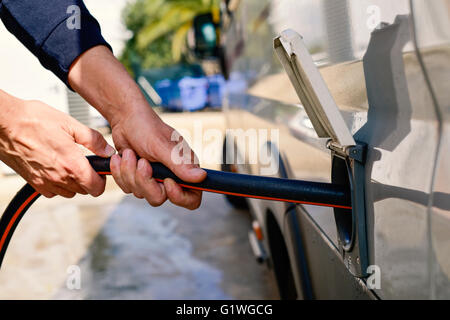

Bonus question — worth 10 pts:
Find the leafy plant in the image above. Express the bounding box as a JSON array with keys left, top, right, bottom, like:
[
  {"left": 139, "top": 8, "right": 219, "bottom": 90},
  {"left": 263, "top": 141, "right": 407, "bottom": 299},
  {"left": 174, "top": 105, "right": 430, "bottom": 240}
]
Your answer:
[{"left": 120, "top": 0, "right": 218, "bottom": 75}]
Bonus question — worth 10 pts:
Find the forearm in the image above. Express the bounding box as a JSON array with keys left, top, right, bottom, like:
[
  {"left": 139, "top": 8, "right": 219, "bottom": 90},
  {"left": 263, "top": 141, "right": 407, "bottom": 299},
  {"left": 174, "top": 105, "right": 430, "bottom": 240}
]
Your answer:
[{"left": 67, "top": 45, "right": 157, "bottom": 127}]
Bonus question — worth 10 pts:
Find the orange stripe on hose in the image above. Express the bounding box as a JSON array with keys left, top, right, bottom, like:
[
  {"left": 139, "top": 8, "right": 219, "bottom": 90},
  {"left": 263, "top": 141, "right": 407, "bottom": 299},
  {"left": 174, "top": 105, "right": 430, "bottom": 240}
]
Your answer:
[
  {"left": 97, "top": 171, "right": 352, "bottom": 210},
  {"left": 0, "top": 191, "right": 39, "bottom": 255}
]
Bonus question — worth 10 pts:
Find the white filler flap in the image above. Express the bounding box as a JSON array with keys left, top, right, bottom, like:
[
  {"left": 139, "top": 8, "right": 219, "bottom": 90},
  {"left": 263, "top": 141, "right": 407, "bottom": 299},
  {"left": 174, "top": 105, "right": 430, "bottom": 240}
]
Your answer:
[{"left": 274, "top": 29, "right": 355, "bottom": 148}]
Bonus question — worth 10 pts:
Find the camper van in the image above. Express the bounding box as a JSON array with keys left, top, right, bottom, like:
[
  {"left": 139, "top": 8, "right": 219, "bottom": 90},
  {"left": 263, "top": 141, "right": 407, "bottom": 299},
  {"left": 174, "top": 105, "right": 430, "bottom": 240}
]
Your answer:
[{"left": 192, "top": 0, "right": 450, "bottom": 299}]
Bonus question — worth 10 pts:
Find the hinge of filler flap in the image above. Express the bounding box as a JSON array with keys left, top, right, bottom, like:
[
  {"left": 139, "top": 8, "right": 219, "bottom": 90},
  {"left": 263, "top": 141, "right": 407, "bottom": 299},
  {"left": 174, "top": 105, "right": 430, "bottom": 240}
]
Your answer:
[
  {"left": 326, "top": 140, "right": 366, "bottom": 163},
  {"left": 327, "top": 140, "right": 349, "bottom": 157}
]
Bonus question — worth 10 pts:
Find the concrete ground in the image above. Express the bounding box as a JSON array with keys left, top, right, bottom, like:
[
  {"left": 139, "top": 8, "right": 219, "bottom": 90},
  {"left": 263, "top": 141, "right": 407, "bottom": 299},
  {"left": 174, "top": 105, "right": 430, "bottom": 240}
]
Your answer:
[{"left": 0, "top": 111, "right": 278, "bottom": 300}]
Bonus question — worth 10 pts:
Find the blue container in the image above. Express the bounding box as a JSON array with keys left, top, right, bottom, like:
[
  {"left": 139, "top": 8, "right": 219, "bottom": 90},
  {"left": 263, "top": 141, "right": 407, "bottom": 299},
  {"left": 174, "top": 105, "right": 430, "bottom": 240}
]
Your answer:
[
  {"left": 154, "top": 79, "right": 172, "bottom": 107},
  {"left": 225, "top": 72, "right": 248, "bottom": 94},
  {"left": 207, "top": 74, "right": 225, "bottom": 108},
  {"left": 155, "top": 79, "right": 182, "bottom": 111},
  {"left": 167, "top": 79, "right": 182, "bottom": 110},
  {"left": 178, "top": 77, "right": 208, "bottom": 111}
]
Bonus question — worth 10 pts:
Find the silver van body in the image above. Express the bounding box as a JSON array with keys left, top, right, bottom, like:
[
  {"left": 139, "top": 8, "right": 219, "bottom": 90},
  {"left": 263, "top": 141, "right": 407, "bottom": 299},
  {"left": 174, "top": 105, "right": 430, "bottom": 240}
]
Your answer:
[{"left": 219, "top": 0, "right": 450, "bottom": 299}]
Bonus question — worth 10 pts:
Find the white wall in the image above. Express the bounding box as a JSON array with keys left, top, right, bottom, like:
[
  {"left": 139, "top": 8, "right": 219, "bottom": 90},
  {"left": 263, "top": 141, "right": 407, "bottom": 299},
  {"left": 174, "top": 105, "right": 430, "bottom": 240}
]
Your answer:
[{"left": 0, "top": 0, "right": 130, "bottom": 113}]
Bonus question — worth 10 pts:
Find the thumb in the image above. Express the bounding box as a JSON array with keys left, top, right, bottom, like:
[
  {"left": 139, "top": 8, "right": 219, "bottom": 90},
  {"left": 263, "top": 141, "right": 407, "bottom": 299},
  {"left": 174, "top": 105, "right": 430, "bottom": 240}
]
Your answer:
[{"left": 71, "top": 120, "right": 116, "bottom": 157}]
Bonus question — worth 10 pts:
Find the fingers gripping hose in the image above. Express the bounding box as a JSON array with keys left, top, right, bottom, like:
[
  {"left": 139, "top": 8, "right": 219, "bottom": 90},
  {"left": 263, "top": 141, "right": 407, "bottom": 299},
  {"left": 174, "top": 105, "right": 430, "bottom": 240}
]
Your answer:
[{"left": 0, "top": 156, "right": 351, "bottom": 269}]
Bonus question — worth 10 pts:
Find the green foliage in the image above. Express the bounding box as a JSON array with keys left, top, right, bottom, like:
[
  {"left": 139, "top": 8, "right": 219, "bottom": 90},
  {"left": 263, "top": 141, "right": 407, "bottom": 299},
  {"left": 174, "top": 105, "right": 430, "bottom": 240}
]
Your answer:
[{"left": 120, "top": 0, "right": 218, "bottom": 76}]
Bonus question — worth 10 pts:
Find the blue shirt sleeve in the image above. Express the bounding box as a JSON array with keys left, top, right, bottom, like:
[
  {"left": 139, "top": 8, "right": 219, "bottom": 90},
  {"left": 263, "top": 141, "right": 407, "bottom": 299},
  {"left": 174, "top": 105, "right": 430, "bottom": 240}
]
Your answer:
[{"left": 0, "top": 0, "right": 112, "bottom": 89}]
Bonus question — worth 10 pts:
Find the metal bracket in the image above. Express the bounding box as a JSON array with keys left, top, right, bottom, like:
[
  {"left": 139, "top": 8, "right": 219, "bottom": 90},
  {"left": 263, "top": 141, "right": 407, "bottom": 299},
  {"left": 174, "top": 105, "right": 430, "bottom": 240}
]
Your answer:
[{"left": 330, "top": 141, "right": 368, "bottom": 278}]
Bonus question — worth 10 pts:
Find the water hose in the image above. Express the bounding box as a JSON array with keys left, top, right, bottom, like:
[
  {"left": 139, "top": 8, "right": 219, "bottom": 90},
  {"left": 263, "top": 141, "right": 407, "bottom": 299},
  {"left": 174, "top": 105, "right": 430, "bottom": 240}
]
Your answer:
[{"left": 0, "top": 156, "right": 351, "bottom": 268}]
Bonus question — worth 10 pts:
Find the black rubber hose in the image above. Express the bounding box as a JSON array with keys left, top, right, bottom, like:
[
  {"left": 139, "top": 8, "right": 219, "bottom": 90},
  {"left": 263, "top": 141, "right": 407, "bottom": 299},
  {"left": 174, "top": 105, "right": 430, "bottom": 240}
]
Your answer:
[
  {"left": 0, "top": 184, "right": 40, "bottom": 269},
  {"left": 0, "top": 156, "right": 351, "bottom": 269},
  {"left": 87, "top": 156, "right": 351, "bottom": 207}
]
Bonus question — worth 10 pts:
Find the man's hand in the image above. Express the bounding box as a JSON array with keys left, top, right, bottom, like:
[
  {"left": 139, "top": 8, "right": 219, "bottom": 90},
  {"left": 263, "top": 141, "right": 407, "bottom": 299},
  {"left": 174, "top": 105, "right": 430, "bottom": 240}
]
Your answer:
[
  {"left": 109, "top": 109, "right": 205, "bottom": 210},
  {"left": 68, "top": 46, "right": 206, "bottom": 210},
  {"left": 0, "top": 90, "right": 115, "bottom": 198}
]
